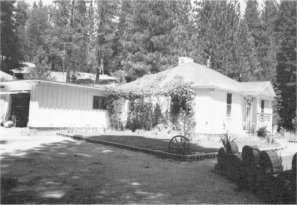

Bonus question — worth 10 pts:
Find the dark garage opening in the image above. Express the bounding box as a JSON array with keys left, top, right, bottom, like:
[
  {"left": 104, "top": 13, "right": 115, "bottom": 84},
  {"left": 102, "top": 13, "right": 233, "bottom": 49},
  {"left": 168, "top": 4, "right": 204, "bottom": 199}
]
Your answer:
[{"left": 10, "top": 93, "right": 30, "bottom": 127}]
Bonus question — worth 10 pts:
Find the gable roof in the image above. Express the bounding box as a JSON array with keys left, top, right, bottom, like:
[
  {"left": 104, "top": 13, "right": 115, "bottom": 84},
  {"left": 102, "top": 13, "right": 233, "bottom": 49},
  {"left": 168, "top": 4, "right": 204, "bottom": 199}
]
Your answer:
[
  {"left": 120, "top": 62, "right": 240, "bottom": 92},
  {"left": 239, "top": 81, "right": 276, "bottom": 97},
  {"left": 120, "top": 62, "right": 276, "bottom": 97}
]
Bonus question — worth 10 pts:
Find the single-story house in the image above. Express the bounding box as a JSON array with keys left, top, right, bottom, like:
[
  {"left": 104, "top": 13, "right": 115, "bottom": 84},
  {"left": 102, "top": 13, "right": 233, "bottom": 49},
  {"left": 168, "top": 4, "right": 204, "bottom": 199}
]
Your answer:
[
  {"left": 117, "top": 57, "right": 276, "bottom": 134},
  {"left": 0, "top": 80, "right": 109, "bottom": 129}
]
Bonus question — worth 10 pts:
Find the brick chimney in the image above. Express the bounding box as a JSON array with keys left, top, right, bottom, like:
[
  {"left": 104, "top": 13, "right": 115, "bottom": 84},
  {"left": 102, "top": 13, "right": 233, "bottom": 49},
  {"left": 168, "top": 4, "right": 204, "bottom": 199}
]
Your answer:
[
  {"left": 207, "top": 56, "right": 211, "bottom": 68},
  {"left": 178, "top": 57, "right": 194, "bottom": 65}
]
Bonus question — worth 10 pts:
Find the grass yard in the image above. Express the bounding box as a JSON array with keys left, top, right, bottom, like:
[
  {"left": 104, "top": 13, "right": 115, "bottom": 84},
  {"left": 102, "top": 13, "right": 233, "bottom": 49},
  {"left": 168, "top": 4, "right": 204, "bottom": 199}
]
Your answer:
[
  {"left": 87, "top": 135, "right": 219, "bottom": 154},
  {"left": 0, "top": 128, "right": 262, "bottom": 204}
]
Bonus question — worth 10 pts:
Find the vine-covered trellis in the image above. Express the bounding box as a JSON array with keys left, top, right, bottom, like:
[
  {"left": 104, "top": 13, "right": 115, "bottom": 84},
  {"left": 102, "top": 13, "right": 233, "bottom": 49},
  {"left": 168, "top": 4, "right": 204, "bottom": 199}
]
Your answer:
[{"left": 106, "top": 76, "right": 196, "bottom": 138}]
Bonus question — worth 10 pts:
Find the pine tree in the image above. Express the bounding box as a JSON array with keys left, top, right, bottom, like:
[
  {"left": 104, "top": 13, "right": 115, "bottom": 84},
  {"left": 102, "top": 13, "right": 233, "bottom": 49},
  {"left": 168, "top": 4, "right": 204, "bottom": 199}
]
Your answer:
[
  {"left": 240, "top": 0, "right": 262, "bottom": 80},
  {"left": 119, "top": 1, "right": 182, "bottom": 82},
  {"left": 0, "top": 0, "right": 18, "bottom": 73},
  {"left": 192, "top": 0, "right": 241, "bottom": 78},
  {"left": 15, "top": 0, "right": 30, "bottom": 62},
  {"left": 27, "top": 0, "right": 50, "bottom": 62},
  {"left": 275, "top": 0, "right": 297, "bottom": 130},
  {"left": 48, "top": 0, "right": 92, "bottom": 82},
  {"left": 169, "top": 0, "right": 193, "bottom": 58},
  {"left": 47, "top": 0, "right": 73, "bottom": 73},
  {"left": 70, "top": 0, "right": 89, "bottom": 74},
  {"left": 232, "top": 19, "right": 258, "bottom": 81},
  {"left": 257, "top": 0, "right": 278, "bottom": 82},
  {"left": 95, "top": 0, "right": 119, "bottom": 83}
]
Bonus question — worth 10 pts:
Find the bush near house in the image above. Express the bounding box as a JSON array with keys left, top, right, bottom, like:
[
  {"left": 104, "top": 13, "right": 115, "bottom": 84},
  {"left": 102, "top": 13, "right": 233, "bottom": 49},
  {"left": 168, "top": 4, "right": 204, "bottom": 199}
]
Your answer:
[{"left": 257, "top": 126, "right": 268, "bottom": 138}]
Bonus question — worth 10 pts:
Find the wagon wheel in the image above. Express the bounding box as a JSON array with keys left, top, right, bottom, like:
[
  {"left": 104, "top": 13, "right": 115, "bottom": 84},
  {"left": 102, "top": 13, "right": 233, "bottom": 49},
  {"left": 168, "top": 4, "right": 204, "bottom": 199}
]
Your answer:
[{"left": 168, "top": 135, "right": 190, "bottom": 155}]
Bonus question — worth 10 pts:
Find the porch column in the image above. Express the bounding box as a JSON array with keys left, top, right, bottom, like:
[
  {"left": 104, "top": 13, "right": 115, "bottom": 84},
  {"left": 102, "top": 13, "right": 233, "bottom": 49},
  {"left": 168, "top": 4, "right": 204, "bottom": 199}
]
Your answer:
[
  {"left": 254, "top": 96, "right": 260, "bottom": 132},
  {"left": 268, "top": 100, "right": 273, "bottom": 132}
]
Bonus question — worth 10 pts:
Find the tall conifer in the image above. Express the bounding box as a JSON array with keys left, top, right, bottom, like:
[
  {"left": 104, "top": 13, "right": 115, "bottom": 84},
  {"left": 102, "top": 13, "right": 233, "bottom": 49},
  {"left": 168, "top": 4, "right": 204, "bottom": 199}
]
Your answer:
[{"left": 275, "top": 0, "right": 297, "bottom": 130}]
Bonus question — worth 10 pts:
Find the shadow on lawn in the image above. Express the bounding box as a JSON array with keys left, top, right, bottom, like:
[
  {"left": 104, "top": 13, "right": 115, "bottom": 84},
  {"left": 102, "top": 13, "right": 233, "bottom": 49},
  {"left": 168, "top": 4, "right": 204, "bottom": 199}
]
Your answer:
[
  {"left": 0, "top": 136, "right": 263, "bottom": 204},
  {"left": 87, "top": 135, "right": 219, "bottom": 154},
  {"left": 0, "top": 135, "right": 218, "bottom": 204},
  {"left": 0, "top": 140, "right": 133, "bottom": 204}
]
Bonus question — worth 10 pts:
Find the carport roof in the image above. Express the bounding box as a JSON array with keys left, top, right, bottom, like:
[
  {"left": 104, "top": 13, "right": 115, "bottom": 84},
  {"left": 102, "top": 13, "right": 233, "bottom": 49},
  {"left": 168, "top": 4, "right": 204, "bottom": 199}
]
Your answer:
[{"left": 0, "top": 80, "right": 107, "bottom": 93}]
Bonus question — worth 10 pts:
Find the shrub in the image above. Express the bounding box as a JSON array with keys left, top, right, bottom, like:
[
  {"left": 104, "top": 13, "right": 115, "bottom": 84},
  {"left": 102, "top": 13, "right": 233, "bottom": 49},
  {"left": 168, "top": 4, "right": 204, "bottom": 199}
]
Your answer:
[
  {"left": 257, "top": 126, "right": 268, "bottom": 138},
  {"left": 153, "top": 103, "right": 163, "bottom": 127},
  {"left": 220, "top": 132, "right": 236, "bottom": 148},
  {"left": 143, "top": 102, "right": 153, "bottom": 130}
]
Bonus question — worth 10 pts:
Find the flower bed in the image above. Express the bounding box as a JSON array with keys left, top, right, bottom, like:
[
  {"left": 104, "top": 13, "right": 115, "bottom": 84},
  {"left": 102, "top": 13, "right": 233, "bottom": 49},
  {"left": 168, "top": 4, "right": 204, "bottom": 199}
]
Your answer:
[
  {"left": 87, "top": 135, "right": 218, "bottom": 154},
  {"left": 57, "top": 133, "right": 219, "bottom": 161}
]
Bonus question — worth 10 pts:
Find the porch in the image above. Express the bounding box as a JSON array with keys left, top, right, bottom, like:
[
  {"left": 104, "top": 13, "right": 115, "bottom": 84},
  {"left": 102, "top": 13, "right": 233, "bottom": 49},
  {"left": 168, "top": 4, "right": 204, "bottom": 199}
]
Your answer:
[{"left": 242, "top": 96, "right": 273, "bottom": 133}]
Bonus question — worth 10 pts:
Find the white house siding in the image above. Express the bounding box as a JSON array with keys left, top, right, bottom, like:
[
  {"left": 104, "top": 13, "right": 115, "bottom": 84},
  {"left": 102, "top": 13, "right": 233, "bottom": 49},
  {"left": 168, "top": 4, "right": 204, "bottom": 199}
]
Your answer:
[
  {"left": 27, "top": 81, "right": 109, "bottom": 129},
  {"left": 194, "top": 88, "right": 214, "bottom": 134},
  {"left": 213, "top": 89, "right": 242, "bottom": 134},
  {"left": 194, "top": 88, "right": 243, "bottom": 134},
  {"left": 252, "top": 97, "right": 258, "bottom": 132}
]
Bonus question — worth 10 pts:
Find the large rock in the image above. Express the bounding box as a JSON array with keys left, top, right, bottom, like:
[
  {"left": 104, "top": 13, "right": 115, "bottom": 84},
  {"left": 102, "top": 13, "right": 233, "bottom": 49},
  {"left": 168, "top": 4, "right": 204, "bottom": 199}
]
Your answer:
[{"left": 4, "top": 121, "right": 14, "bottom": 128}]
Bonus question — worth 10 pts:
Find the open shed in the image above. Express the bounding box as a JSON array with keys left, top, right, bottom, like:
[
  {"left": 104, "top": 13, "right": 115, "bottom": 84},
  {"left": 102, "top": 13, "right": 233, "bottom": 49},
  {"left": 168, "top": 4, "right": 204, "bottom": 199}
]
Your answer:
[{"left": 0, "top": 80, "right": 109, "bottom": 130}]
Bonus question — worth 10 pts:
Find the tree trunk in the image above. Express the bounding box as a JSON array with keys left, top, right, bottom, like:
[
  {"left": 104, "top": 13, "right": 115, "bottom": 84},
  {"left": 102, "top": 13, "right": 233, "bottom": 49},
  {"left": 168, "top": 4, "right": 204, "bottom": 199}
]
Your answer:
[
  {"left": 95, "top": 67, "right": 100, "bottom": 84},
  {"left": 95, "top": 57, "right": 104, "bottom": 84},
  {"left": 66, "top": 69, "right": 70, "bottom": 83}
]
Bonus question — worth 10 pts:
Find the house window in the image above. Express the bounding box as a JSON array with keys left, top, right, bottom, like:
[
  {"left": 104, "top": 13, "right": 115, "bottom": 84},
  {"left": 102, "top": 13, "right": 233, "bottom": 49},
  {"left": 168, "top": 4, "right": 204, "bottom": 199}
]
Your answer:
[
  {"left": 93, "top": 96, "right": 107, "bottom": 110},
  {"left": 226, "top": 93, "right": 232, "bottom": 117},
  {"left": 261, "top": 100, "right": 265, "bottom": 113}
]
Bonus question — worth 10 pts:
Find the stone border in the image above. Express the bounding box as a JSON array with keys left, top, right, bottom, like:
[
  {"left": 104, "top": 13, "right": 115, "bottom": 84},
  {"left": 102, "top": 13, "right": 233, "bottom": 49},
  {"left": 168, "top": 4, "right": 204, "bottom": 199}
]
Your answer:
[
  {"left": 57, "top": 133, "right": 218, "bottom": 161},
  {"left": 57, "top": 132, "right": 285, "bottom": 161}
]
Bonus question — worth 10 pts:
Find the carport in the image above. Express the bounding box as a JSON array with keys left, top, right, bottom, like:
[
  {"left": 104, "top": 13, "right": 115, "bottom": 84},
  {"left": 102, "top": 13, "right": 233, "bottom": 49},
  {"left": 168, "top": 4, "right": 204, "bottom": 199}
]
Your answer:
[{"left": 0, "top": 90, "right": 30, "bottom": 127}]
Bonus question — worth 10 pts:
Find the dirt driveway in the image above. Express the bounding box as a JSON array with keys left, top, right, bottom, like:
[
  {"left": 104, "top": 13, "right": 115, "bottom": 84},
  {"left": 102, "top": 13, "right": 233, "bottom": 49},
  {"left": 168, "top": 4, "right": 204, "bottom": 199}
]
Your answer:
[{"left": 0, "top": 128, "right": 262, "bottom": 204}]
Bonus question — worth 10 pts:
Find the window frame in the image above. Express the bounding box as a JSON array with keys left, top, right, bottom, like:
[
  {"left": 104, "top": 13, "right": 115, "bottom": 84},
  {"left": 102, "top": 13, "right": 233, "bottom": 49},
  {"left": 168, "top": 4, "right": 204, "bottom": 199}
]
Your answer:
[
  {"left": 261, "top": 100, "right": 265, "bottom": 113},
  {"left": 93, "top": 96, "right": 107, "bottom": 110},
  {"left": 226, "top": 93, "right": 232, "bottom": 118}
]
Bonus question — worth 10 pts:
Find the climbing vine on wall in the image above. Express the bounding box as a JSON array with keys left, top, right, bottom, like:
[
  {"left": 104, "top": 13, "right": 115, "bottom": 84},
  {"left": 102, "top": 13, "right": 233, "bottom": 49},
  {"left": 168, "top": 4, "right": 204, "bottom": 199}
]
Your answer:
[
  {"left": 106, "top": 78, "right": 196, "bottom": 138},
  {"left": 168, "top": 83, "right": 196, "bottom": 138}
]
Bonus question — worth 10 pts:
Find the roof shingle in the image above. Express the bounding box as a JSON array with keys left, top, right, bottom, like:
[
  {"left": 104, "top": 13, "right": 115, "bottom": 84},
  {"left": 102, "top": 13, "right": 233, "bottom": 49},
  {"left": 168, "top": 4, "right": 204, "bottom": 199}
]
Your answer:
[{"left": 120, "top": 62, "right": 275, "bottom": 97}]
